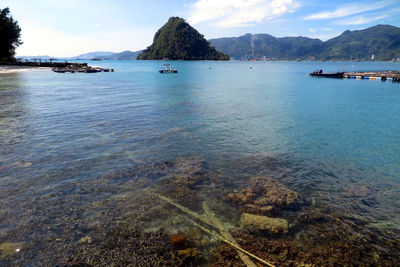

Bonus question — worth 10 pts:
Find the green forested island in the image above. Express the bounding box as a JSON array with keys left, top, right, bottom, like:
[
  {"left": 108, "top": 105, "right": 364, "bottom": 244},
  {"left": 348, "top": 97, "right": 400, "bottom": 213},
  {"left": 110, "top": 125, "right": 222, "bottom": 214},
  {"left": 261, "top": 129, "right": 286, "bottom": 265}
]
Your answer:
[
  {"left": 209, "top": 24, "right": 400, "bottom": 61},
  {"left": 137, "top": 17, "right": 229, "bottom": 60}
]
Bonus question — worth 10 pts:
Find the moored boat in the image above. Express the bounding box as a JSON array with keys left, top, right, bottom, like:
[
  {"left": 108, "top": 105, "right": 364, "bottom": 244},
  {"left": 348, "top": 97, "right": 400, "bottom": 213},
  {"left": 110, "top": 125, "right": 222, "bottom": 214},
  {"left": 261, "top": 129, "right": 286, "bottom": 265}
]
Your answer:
[
  {"left": 309, "top": 69, "right": 344, "bottom": 78},
  {"left": 159, "top": 64, "right": 178, "bottom": 73}
]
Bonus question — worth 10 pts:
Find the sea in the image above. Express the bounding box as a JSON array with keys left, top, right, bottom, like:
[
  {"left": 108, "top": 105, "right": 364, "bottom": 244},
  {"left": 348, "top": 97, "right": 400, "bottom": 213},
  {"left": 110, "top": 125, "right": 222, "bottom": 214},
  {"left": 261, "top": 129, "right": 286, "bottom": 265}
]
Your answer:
[{"left": 1, "top": 60, "right": 399, "bottom": 265}]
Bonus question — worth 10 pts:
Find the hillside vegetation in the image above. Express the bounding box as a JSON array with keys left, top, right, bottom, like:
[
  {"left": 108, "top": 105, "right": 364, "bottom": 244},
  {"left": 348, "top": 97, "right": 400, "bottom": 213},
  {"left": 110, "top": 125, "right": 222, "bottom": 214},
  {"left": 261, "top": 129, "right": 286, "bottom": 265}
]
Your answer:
[
  {"left": 209, "top": 25, "right": 400, "bottom": 60},
  {"left": 137, "top": 17, "right": 229, "bottom": 60}
]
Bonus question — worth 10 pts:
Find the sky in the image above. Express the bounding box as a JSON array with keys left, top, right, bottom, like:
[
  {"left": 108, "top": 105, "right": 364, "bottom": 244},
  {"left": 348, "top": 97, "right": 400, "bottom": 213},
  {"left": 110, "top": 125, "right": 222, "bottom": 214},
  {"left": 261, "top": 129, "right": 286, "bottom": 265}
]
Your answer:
[{"left": 1, "top": 0, "right": 400, "bottom": 57}]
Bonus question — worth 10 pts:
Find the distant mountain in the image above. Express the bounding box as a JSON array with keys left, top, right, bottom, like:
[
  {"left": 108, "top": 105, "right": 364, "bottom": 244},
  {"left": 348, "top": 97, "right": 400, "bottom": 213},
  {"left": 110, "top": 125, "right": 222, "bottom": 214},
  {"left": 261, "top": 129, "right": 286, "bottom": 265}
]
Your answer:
[
  {"left": 16, "top": 55, "right": 52, "bottom": 60},
  {"left": 210, "top": 34, "right": 322, "bottom": 59},
  {"left": 316, "top": 24, "right": 400, "bottom": 61},
  {"left": 137, "top": 17, "right": 229, "bottom": 60},
  {"left": 209, "top": 24, "right": 400, "bottom": 60},
  {"left": 105, "top": 50, "right": 142, "bottom": 60},
  {"left": 76, "top": 51, "right": 115, "bottom": 59}
]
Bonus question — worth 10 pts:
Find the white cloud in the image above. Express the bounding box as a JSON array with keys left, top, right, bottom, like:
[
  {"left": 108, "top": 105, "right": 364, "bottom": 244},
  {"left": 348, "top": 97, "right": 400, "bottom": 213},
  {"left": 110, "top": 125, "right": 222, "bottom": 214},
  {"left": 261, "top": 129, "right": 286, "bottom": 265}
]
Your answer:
[
  {"left": 304, "top": 1, "right": 390, "bottom": 20},
  {"left": 16, "top": 24, "right": 153, "bottom": 57},
  {"left": 308, "top": 28, "right": 316, "bottom": 32},
  {"left": 188, "top": 0, "right": 300, "bottom": 28},
  {"left": 335, "top": 15, "right": 389, "bottom": 25}
]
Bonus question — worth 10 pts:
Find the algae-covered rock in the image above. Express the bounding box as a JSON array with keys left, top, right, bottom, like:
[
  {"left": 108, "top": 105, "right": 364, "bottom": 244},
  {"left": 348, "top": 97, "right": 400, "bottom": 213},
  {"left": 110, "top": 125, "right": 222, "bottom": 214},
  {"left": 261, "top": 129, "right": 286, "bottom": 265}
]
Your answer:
[
  {"left": 63, "top": 225, "right": 199, "bottom": 266},
  {"left": 0, "top": 242, "right": 23, "bottom": 258},
  {"left": 239, "top": 213, "right": 288, "bottom": 234},
  {"left": 226, "top": 176, "right": 303, "bottom": 215},
  {"left": 157, "top": 157, "right": 231, "bottom": 208}
]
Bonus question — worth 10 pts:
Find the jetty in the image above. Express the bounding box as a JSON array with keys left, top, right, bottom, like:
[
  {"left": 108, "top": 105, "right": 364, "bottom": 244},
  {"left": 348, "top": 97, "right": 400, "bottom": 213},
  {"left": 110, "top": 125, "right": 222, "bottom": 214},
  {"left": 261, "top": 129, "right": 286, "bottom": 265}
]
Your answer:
[
  {"left": 52, "top": 64, "right": 114, "bottom": 73},
  {"left": 0, "top": 61, "right": 114, "bottom": 74},
  {"left": 310, "top": 70, "right": 400, "bottom": 82}
]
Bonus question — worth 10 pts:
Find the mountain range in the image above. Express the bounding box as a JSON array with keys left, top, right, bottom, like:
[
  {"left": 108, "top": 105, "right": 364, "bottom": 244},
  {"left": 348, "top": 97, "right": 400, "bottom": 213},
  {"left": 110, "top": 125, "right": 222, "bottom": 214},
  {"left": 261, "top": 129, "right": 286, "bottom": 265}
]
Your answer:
[
  {"left": 75, "top": 50, "right": 142, "bottom": 60},
  {"left": 209, "top": 24, "right": 400, "bottom": 61}
]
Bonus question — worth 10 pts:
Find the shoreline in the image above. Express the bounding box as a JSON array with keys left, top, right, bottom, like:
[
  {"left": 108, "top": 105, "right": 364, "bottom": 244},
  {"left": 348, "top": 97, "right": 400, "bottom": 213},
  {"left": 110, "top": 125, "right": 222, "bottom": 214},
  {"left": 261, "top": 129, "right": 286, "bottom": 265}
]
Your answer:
[{"left": 0, "top": 65, "right": 50, "bottom": 74}]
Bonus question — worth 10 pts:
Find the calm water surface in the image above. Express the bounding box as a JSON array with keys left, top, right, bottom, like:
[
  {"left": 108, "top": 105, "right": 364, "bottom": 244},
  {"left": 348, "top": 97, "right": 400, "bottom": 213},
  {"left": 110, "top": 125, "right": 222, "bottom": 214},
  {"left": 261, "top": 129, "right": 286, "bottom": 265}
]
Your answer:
[{"left": 1, "top": 60, "right": 400, "bottom": 264}]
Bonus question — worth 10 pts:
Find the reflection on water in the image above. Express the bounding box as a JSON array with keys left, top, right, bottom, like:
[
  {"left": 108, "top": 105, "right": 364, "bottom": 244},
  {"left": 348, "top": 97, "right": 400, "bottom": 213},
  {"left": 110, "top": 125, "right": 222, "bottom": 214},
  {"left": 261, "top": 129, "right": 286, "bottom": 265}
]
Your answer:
[{"left": 1, "top": 62, "right": 400, "bottom": 265}]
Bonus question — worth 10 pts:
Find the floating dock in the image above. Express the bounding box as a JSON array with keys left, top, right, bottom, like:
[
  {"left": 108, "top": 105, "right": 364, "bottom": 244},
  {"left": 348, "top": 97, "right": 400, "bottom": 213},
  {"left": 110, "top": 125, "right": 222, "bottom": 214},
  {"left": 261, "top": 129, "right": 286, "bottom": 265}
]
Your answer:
[
  {"left": 310, "top": 70, "right": 400, "bottom": 82},
  {"left": 343, "top": 71, "right": 400, "bottom": 81}
]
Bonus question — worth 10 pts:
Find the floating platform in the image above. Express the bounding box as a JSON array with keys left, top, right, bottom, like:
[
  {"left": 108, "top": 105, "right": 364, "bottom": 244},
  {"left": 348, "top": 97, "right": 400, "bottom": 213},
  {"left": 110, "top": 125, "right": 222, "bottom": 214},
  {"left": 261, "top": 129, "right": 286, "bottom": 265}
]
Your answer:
[
  {"left": 343, "top": 71, "right": 400, "bottom": 82},
  {"left": 310, "top": 70, "right": 400, "bottom": 82}
]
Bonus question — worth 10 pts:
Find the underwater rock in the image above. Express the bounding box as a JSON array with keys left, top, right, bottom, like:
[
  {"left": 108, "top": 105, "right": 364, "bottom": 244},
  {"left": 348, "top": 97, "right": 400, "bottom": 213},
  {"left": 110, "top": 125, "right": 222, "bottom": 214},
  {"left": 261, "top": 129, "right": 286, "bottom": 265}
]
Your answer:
[
  {"left": 0, "top": 242, "right": 23, "bottom": 258},
  {"left": 78, "top": 235, "right": 92, "bottom": 244},
  {"left": 157, "top": 157, "right": 231, "bottom": 208},
  {"left": 239, "top": 213, "right": 288, "bottom": 234},
  {"left": 177, "top": 248, "right": 201, "bottom": 259},
  {"left": 210, "top": 225, "right": 400, "bottom": 267},
  {"left": 62, "top": 225, "right": 199, "bottom": 266},
  {"left": 226, "top": 176, "right": 303, "bottom": 215},
  {"left": 343, "top": 183, "right": 372, "bottom": 198},
  {"left": 170, "top": 234, "right": 188, "bottom": 248}
]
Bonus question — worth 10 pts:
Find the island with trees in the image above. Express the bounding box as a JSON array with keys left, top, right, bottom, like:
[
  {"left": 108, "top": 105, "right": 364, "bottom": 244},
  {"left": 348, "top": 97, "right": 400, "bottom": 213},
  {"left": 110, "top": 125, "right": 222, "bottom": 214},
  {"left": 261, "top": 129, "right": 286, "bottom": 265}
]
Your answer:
[{"left": 137, "top": 17, "right": 229, "bottom": 60}]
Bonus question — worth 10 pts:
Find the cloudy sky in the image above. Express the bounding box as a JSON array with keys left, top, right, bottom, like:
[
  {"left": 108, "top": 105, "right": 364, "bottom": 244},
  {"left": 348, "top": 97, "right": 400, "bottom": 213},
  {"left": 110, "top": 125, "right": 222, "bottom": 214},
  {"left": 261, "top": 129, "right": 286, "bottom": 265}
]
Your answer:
[{"left": 2, "top": 0, "right": 400, "bottom": 57}]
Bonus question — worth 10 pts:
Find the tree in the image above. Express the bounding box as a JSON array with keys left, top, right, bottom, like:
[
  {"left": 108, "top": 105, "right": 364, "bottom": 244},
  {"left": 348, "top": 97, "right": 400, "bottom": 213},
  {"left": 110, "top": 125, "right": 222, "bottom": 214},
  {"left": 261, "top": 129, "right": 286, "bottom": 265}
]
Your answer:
[{"left": 0, "top": 7, "right": 22, "bottom": 61}]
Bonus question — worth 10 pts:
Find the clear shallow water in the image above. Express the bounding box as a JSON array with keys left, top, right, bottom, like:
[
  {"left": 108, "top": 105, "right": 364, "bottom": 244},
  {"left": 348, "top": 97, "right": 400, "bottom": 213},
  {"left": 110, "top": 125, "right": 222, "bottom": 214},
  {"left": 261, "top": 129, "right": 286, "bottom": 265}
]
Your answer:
[{"left": 1, "top": 60, "right": 400, "bottom": 264}]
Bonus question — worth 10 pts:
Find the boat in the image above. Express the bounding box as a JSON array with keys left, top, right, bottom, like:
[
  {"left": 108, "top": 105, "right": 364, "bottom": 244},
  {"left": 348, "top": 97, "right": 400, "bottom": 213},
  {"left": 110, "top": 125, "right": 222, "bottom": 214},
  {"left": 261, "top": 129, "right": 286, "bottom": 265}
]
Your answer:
[
  {"left": 309, "top": 69, "right": 344, "bottom": 78},
  {"left": 159, "top": 64, "right": 178, "bottom": 73},
  {"left": 85, "top": 68, "right": 99, "bottom": 73},
  {"left": 52, "top": 68, "right": 65, "bottom": 73}
]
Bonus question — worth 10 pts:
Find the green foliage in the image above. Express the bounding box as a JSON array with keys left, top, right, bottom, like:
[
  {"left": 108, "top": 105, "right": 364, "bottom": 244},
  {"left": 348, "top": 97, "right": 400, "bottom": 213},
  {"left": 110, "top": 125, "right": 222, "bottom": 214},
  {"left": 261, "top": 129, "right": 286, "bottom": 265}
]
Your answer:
[
  {"left": 210, "top": 25, "right": 400, "bottom": 61},
  {"left": 317, "top": 25, "right": 400, "bottom": 60},
  {"left": 0, "top": 7, "right": 22, "bottom": 61},
  {"left": 137, "top": 17, "right": 229, "bottom": 60}
]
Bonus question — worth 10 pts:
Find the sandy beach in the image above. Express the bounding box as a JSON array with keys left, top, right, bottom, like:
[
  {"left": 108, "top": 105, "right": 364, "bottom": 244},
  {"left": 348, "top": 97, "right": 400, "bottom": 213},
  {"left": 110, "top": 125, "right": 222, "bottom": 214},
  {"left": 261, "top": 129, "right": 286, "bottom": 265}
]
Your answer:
[{"left": 0, "top": 65, "right": 50, "bottom": 74}]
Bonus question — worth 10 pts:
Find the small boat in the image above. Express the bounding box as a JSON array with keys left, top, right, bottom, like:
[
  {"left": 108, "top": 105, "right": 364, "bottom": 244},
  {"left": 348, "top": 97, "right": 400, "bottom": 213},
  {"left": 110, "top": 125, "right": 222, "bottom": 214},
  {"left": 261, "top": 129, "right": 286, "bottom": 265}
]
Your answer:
[
  {"left": 85, "top": 69, "right": 99, "bottom": 73},
  {"left": 52, "top": 68, "right": 65, "bottom": 73},
  {"left": 159, "top": 64, "right": 178, "bottom": 73},
  {"left": 309, "top": 69, "right": 344, "bottom": 78}
]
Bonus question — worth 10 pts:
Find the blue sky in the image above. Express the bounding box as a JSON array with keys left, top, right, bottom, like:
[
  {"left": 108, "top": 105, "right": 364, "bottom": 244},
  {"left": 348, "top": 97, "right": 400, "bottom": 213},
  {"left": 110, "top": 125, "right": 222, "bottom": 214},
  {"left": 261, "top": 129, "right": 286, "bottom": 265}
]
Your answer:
[{"left": 2, "top": 0, "right": 400, "bottom": 57}]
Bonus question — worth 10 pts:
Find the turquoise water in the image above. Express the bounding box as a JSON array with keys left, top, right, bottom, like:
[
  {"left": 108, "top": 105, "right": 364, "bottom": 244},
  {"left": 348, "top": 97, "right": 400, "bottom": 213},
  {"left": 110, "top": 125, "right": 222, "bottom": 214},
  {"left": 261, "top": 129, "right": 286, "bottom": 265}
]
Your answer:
[{"left": 1, "top": 60, "right": 400, "bottom": 264}]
